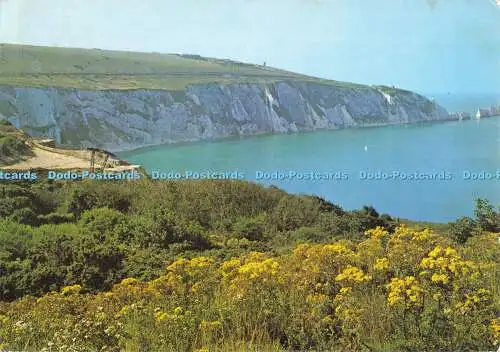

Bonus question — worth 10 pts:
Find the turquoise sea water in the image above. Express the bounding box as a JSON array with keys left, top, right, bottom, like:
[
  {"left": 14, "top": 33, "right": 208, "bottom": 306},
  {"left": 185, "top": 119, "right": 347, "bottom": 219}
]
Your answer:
[{"left": 120, "top": 117, "right": 500, "bottom": 223}]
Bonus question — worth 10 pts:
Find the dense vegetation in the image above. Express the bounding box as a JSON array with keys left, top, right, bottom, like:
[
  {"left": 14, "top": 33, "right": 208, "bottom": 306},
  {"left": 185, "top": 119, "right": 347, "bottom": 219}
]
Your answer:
[
  {"left": 0, "top": 179, "right": 498, "bottom": 351},
  {"left": 0, "top": 179, "right": 399, "bottom": 300}
]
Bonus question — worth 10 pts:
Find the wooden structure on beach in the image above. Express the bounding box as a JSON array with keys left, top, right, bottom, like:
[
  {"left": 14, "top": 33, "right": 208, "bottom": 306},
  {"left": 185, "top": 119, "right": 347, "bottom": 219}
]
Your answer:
[{"left": 86, "top": 147, "right": 121, "bottom": 172}]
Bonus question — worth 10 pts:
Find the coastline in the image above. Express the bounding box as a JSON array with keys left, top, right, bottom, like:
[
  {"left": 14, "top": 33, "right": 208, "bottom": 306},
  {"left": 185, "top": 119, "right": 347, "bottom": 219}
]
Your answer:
[{"left": 118, "top": 114, "right": 500, "bottom": 155}]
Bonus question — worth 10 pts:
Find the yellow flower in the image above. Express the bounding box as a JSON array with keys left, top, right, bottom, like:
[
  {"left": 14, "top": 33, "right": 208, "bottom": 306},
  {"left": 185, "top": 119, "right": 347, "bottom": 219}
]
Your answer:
[
  {"left": 323, "top": 243, "right": 352, "bottom": 255},
  {"left": 444, "top": 247, "right": 458, "bottom": 257},
  {"left": 386, "top": 276, "right": 423, "bottom": 307},
  {"left": 188, "top": 256, "right": 213, "bottom": 268},
  {"left": 432, "top": 293, "right": 442, "bottom": 301},
  {"left": 431, "top": 273, "right": 449, "bottom": 285},
  {"left": 339, "top": 287, "right": 352, "bottom": 294},
  {"left": 199, "top": 320, "right": 223, "bottom": 331},
  {"left": 120, "top": 277, "right": 139, "bottom": 286},
  {"left": 364, "top": 226, "right": 389, "bottom": 240},
  {"left": 191, "top": 282, "right": 201, "bottom": 293},
  {"left": 420, "top": 257, "right": 435, "bottom": 269},
  {"left": 491, "top": 318, "right": 500, "bottom": 344},
  {"left": 411, "top": 228, "right": 434, "bottom": 241},
  {"left": 373, "top": 257, "right": 389, "bottom": 271},
  {"left": 428, "top": 246, "right": 442, "bottom": 259},
  {"left": 61, "top": 284, "right": 82, "bottom": 295},
  {"left": 118, "top": 305, "right": 130, "bottom": 316},
  {"left": 221, "top": 258, "right": 241, "bottom": 275},
  {"left": 237, "top": 258, "right": 280, "bottom": 280},
  {"left": 321, "top": 316, "right": 334, "bottom": 324},
  {"left": 306, "top": 294, "right": 328, "bottom": 304},
  {"left": 155, "top": 311, "right": 168, "bottom": 322},
  {"left": 335, "top": 266, "right": 372, "bottom": 283},
  {"left": 404, "top": 276, "right": 416, "bottom": 285}
]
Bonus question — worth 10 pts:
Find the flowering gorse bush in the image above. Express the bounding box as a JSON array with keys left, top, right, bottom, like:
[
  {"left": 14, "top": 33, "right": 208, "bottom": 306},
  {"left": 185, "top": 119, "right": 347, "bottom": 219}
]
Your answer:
[{"left": 0, "top": 226, "right": 498, "bottom": 351}]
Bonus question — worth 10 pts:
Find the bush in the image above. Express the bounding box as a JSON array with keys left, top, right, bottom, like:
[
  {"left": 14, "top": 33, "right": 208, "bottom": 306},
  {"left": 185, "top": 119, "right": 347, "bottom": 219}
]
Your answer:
[
  {"left": 286, "top": 226, "right": 332, "bottom": 243},
  {"left": 0, "top": 196, "right": 33, "bottom": 218},
  {"left": 37, "top": 212, "right": 75, "bottom": 225},
  {"left": 447, "top": 199, "right": 500, "bottom": 244},
  {"left": 268, "top": 195, "right": 322, "bottom": 231},
  {"left": 0, "top": 136, "right": 29, "bottom": 157},
  {"left": 474, "top": 198, "right": 500, "bottom": 233},
  {"left": 233, "top": 214, "right": 267, "bottom": 241},
  {"left": 449, "top": 216, "right": 476, "bottom": 244},
  {"left": 65, "top": 183, "right": 131, "bottom": 219},
  {"left": 309, "top": 195, "right": 345, "bottom": 216},
  {"left": 9, "top": 208, "right": 39, "bottom": 226}
]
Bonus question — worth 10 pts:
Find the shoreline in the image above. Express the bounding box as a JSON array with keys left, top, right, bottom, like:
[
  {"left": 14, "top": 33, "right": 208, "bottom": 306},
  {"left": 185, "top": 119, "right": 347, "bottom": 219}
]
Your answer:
[{"left": 118, "top": 115, "right": 500, "bottom": 156}]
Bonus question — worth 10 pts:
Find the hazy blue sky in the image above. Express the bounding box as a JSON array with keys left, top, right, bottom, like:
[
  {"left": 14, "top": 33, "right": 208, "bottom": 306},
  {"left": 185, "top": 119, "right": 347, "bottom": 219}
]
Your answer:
[{"left": 0, "top": 0, "right": 499, "bottom": 94}]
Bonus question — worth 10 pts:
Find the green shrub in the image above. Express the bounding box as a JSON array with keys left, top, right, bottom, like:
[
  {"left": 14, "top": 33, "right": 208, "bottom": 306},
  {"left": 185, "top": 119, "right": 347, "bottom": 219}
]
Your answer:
[
  {"left": 9, "top": 208, "right": 39, "bottom": 226},
  {"left": 447, "top": 199, "right": 499, "bottom": 244},
  {"left": 449, "top": 216, "right": 476, "bottom": 244},
  {"left": 37, "top": 212, "right": 75, "bottom": 225},
  {"left": 268, "top": 195, "right": 322, "bottom": 231},
  {"left": 474, "top": 198, "right": 500, "bottom": 233},
  {"left": 65, "top": 183, "right": 131, "bottom": 219},
  {"left": 286, "top": 226, "right": 332, "bottom": 243},
  {"left": 0, "top": 136, "right": 29, "bottom": 157},
  {"left": 233, "top": 214, "right": 267, "bottom": 241}
]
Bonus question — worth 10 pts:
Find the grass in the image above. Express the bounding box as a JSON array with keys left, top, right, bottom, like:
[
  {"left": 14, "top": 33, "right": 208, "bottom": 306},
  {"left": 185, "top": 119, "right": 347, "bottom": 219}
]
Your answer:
[
  {"left": 399, "top": 218, "right": 452, "bottom": 233},
  {"left": 0, "top": 43, "right": 373, "bottom": 91},
  {"left": 375, "top": 85, "right": 413, "bottom": 95}
]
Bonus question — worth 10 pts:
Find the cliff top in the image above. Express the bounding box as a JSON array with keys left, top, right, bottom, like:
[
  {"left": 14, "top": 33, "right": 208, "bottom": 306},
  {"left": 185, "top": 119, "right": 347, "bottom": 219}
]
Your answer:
[{"left": 0, "top": 43, "right": 380, "bottom": 91}]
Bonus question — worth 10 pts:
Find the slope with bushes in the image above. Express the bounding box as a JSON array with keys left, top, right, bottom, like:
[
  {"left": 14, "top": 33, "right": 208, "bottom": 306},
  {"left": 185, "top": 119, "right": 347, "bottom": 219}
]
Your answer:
[{"left": 0, "top": 179, "right": 498, "bottom": 351}]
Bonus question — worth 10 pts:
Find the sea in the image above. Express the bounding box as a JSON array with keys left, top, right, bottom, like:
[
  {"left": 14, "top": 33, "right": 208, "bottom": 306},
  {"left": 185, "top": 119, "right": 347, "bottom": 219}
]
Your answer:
[{"left": 119, "top": 94, "right": 500, "bottom": 223}]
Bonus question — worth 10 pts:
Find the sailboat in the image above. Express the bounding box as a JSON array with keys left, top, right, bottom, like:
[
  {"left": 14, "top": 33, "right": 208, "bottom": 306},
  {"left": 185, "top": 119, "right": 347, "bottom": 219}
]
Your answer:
[{"left": 475, "top": 110, "right": 481, "bottom": 120}]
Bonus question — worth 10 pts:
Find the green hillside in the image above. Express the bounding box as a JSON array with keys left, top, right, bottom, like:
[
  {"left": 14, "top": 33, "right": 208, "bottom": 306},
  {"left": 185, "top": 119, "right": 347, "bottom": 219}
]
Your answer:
[
  {"left": 0, "top": 119, "right": 33, "bottom": 164},
  {"left": 0, "top": 43, "right": 368, "bottom": 90}
]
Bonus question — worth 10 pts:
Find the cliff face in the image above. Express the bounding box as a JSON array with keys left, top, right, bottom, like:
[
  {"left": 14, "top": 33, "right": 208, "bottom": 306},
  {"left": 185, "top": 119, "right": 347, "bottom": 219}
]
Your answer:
[{"left": 0, "top": 81, "right": 451, "bottom": 152}]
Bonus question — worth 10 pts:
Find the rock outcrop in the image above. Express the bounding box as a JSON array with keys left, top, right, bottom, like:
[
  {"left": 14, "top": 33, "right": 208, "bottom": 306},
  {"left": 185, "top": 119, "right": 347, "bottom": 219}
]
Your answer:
[{"left": 0, "top": 82, "right": 452, "bottom": 152}]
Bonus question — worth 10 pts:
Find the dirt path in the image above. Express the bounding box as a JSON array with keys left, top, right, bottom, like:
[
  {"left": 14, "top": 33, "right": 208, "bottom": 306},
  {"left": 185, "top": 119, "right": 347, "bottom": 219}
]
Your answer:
[
  {"left": 1, "top": 147, "right": 95, "bottom": 170},
  {"left": 1, "top": 147, "right": 140, "bottom": 172}
]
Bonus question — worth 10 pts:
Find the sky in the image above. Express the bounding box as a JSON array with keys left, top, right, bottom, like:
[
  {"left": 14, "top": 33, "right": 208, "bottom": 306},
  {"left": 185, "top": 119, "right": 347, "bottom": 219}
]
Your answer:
[{"left": 0, "top": 0, "right": 499, "bottom": 94}]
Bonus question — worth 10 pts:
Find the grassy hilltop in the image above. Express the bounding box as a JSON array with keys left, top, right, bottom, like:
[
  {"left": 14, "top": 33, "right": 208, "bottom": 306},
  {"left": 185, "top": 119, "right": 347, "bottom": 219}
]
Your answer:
[{"left": 0, "top": 43, "right": 373, "bottom": 91}]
